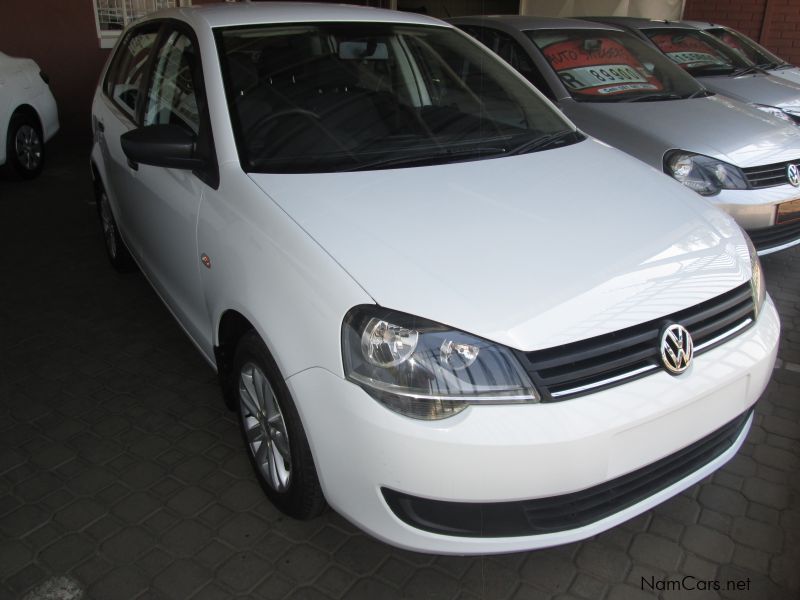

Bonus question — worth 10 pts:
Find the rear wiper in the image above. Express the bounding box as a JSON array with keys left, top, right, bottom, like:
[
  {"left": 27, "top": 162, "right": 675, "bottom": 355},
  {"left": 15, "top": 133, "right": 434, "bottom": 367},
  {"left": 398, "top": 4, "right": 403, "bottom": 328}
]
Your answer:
[
  {"left": 505, "top": 130, "right": 585, "bottom": 156},
  {"left": 343, "top": 146, "right": 507, "bottom": 172},
  {"left": 625, "top": 92, "right": 684, "bottom": 102}
]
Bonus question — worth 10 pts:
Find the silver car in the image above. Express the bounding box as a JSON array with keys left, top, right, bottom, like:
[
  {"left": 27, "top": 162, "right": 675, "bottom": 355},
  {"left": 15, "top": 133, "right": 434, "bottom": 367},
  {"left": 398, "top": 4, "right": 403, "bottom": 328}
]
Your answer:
[
  {"left": 682, "top": 20, "right": 800, "bottom": 88},
  {"left": 450, "top": 16, "right": 800, "bottom": 254},
  {"left": 588, "top": 17, "right": 800, "bottom": 125}
]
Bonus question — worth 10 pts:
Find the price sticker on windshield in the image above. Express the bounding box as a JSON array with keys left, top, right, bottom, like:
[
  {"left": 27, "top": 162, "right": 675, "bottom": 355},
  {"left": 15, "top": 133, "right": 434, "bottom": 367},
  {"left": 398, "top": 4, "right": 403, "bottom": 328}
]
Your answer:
[{"left": 541, "top": 37, "right": 664, "bottom": 96}]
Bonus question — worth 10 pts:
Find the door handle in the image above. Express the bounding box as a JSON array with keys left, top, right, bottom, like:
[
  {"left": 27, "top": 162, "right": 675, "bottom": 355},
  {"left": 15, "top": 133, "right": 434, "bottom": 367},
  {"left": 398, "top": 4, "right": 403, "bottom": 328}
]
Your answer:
[
  {"left": 96, "top": 120, "right": 105, "bottom": 133},
  {"left": 127, "top": 158, "right": 139, "bottom": 171}
]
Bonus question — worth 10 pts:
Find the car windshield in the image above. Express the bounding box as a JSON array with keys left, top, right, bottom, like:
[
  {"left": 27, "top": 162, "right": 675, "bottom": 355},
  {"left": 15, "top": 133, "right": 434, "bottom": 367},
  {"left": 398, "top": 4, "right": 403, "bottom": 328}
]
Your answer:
[
  {"left": 527, "top": 29, "right": 704, "bottom": 102},
  {"left": 642, "top": 28, "right": 751, "bottom": 76},
  {"left": 705, "top": 27, "right": 788, "bottom": 69},
  {"left": 214, "top": 23, "right": 578, "bottom": 174}
]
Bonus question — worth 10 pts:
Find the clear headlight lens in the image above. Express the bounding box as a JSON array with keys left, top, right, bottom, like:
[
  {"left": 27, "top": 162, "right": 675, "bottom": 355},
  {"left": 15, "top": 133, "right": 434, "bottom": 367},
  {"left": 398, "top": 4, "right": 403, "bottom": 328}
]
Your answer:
[
  {"left": 752, "top": 103, "right": 795, "bottom": 124},
  {"left": 342, "top": 306, "right": 538, "bottom": 420},
  {"left": 664, "top": 151, "right": 749, "bottom": 196},
  {"left": 744, "top": 234, "right": 766, "bottom": 318}
]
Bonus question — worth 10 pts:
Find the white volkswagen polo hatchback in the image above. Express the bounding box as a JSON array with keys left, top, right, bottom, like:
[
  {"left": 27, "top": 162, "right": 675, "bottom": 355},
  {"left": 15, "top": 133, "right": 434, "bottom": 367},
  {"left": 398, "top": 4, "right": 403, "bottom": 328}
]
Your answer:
[{"left": 91, "top": 3, "right": 779, "bottom": 554}]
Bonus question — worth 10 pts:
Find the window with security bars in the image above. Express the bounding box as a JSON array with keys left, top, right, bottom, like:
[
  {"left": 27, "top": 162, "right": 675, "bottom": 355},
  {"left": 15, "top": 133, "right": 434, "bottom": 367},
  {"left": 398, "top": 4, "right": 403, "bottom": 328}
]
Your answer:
[{"left": 93, "top": 0, "right": 191, "bottom": 48}]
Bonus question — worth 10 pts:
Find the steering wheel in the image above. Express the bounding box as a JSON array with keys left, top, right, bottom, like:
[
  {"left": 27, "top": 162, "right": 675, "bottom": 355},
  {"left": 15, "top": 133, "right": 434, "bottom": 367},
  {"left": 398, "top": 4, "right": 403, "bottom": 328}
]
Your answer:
[{"left": 252, "top": 108, "right": 321, "bottom": 132}]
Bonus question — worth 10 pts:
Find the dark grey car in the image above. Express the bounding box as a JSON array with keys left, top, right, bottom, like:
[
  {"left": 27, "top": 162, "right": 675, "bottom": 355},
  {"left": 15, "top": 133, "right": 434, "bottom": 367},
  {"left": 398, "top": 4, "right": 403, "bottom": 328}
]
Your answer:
[{"left": 450, "top": 16, "right": 800, "bottom": 255}]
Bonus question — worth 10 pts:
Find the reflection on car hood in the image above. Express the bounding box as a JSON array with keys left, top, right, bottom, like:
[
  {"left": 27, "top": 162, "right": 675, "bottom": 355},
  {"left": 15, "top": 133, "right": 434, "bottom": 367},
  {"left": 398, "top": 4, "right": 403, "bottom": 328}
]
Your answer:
[
  {"left": 698, "top": 72, "right": 800, "bottom": 110},
  {"left": 249, "top": 139, "right": 749, "bottom": 351},
  {"left": 562, "top": 95, "right": 800, "bottom": 168}
]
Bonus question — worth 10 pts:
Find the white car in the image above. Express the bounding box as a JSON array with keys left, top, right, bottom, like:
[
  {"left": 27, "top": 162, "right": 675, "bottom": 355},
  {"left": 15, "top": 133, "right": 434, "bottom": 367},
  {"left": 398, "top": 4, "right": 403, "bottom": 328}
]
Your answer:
[
  {"left": 91, "top": 3, "right": 779, "bottom": 555},
  {"left": 0, "top": 51, "right": 59, "bottom": 178}
]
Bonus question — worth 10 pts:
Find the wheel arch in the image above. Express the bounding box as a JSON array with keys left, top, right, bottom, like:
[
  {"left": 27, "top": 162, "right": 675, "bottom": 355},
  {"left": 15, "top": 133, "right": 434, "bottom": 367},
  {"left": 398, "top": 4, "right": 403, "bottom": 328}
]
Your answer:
[
  {"left": 10, "top": 104, "right": 43, "bottom": 133},
  {"left": 215, "top": 309, "right": 257, "bottom": 410}
]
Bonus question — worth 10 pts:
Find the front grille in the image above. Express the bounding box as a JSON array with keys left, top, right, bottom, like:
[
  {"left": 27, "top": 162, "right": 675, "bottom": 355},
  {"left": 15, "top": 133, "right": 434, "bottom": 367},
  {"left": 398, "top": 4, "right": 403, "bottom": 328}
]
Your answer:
[
  {"left": 748, "top": 220, "right": 800, "bottom": 252},
  {"left": 742, "top": 159, "right": 799, "bottom": 189},
  {"left": 517, "top": 283, "right": 754, "bottom": 401},
  {"left": 382, "top": 409, "right": 752, "bottom": 537}
]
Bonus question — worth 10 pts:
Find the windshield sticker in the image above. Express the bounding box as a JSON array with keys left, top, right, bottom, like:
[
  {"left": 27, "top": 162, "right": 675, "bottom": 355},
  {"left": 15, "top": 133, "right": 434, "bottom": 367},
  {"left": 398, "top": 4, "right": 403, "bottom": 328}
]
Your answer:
[
  {"left": 542, "top": 38, "right": 663, "bottom": 95},
  {"left": 649, "top": 34, "right": 728, "bottom": 68}
]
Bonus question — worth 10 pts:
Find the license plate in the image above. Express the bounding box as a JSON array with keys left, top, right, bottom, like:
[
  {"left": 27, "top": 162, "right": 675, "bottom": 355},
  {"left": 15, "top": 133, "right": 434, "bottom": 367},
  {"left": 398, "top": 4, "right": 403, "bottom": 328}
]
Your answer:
[
  {"left": 777, "top": 198, "right": 800, "bottom": 225},
  {"left": 559, "top": 64, "right": 648, "bottom": 89}
]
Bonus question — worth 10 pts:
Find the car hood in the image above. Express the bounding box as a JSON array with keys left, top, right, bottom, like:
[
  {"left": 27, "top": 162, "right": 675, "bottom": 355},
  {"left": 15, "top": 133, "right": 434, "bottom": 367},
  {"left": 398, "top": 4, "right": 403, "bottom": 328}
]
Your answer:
[
  {"left": 561, "top": 95, "right": 800, "bottom": 169},
  {"left": 768, "top": 67, "right": 800, "bottom": 93},
  {"left": 249, "top": 139, "right": 749, "bottom": 351},
  {"left": 699, "top": 72, "right": 800, "bottom": 111}
]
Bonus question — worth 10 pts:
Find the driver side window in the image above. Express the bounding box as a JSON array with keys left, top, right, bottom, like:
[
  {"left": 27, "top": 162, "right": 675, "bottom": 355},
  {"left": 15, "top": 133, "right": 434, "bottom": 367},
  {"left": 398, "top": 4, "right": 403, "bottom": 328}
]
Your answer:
[{"left": 144, "top": 30, "right": 200, "bottom": 134}]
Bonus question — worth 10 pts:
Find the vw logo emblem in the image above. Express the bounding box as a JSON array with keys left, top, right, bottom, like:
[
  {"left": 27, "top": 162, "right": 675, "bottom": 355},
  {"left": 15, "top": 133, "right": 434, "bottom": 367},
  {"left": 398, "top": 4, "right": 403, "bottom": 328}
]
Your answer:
[
  {"left": 660, "top": 324, "right": 694, "bottom": 375},
  {"left": 788, "top": 163, "right": 800, "bottom": 187}
]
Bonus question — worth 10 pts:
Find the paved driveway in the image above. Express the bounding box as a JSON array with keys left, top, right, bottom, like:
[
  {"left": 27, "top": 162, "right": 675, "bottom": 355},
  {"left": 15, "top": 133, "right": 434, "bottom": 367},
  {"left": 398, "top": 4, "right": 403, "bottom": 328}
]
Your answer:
[{"left": 1, "top": 146, "right": 798, "bottom": 600}]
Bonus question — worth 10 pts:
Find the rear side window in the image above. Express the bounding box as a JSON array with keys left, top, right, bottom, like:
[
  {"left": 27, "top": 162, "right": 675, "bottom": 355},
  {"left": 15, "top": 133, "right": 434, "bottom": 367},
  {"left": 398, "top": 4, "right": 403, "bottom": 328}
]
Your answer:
[{"left": 105, "top": 25, "right": 160, "bottom": 121}]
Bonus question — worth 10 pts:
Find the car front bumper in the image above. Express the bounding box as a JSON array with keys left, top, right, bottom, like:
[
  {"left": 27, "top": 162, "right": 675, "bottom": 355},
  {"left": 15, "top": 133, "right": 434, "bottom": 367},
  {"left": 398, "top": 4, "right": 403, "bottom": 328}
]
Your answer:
[
  {"left": 712, "top": 186, "right": 800, "bottom": 254},
  {"left": 287, "top": 297, "right": 779, "bottom": 555}
]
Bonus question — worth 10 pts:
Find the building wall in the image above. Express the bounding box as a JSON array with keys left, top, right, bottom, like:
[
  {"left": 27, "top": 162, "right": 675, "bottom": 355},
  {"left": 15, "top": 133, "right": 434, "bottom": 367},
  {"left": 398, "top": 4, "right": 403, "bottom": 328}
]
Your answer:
[
  {"left": 683, "top": 0, "right": 800, "bottom": 65},
  {"left": 1, "top": 1, "right": 111, "bottom": 145}
]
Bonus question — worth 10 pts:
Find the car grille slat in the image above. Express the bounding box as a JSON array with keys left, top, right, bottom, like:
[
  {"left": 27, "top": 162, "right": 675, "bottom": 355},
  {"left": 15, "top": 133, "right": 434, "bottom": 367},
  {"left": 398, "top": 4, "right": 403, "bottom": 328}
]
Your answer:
[
  {"left": 742, "top": 158, "right": 799, "bottom": 189},
  {"left": 748, "top": 220, "right": 800, "bottom": 251},
  {"left": 519, "top": 283, "right": 755, "bottom": 401}
]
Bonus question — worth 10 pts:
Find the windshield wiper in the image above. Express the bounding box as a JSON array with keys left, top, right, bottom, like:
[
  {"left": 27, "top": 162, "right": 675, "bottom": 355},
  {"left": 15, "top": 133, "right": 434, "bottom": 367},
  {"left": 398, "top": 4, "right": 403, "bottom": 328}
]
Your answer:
[
  {"left": 687, "top": 64, "right": 736, "bottom": 75},
  {"left": 685, "top": 89, "right": 713, "bottom": 99},
  {"left": 343, "top": 146, "right": 508, "bottom": 172},
  {"left": 505, "top": 130, "right": 585, "bottom": 156},
  {"left": 759, "top": 61, "right": 793, "bottom": 71},
  {"left": 731, "top": 65, "right": 763, "bottom": 76},
  {"left": 625, "top": 92, "right": 685, "bottom": 102}
]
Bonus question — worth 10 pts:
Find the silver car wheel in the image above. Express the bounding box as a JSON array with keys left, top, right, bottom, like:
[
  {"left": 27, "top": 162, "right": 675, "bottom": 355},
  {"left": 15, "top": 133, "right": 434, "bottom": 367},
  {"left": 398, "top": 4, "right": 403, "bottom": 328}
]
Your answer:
[
  {"left": 99, "top": 192, "right": 118, "bottom": 259},
  {"left": 15, "top": 124, "right": 42, "bottom": 172},
  {"left": 239, "top": 362, "right": 292, "bottom": 492}
]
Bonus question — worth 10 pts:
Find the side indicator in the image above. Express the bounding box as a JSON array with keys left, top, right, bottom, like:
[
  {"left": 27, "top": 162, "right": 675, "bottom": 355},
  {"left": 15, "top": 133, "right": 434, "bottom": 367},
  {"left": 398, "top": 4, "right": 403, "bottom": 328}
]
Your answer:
[{"left": 201, "top": 253, "right": 212, "bottom": 269}]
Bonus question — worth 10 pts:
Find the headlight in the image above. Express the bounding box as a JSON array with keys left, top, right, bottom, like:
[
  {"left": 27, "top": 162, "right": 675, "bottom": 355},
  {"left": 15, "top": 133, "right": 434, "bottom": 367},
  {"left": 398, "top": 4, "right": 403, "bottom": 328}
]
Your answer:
[
  {"left": 752, "top": 103, "right": 795, "bottom": 124},
  {"left": 744, "top": 234, "right": 766, "bottom": 318},
  {"left": 342, "top": 306, "right": 538, "bottom": 420},
  {"left": 664, "top": 151, "right": 749, "bottom": 196}
]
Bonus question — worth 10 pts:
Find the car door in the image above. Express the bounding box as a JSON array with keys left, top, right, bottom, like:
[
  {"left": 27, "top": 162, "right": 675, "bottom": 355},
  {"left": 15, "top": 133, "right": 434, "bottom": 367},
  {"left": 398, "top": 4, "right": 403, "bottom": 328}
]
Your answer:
[
  {"left": 96, "top": 22, "right": 162, "bottom": 246},
  {"left": 129, "top": 23, "right": 216, "bottom": 351}
]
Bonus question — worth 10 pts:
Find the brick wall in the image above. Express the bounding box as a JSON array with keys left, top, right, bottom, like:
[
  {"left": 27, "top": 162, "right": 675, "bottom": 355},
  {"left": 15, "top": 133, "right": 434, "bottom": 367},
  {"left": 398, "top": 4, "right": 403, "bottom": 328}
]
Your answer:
[{"left": 683, "top": 0, "right": 800, "bottom": 65}]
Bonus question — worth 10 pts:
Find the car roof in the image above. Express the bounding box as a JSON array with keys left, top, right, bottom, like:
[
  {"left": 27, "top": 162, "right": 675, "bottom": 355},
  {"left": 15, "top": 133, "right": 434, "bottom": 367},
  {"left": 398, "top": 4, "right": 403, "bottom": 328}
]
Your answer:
[
  {"left": 679, "top": 20, "right": 718, "bottom": 29},
  {"left": 583, "top": 17, "right": 698, "bottom": 31},
  {"left": 448, "top": 15, "right": 624, "bottom": 32},
  {"left": 146, "top": 2, "right": 447, "bottom": 30}
]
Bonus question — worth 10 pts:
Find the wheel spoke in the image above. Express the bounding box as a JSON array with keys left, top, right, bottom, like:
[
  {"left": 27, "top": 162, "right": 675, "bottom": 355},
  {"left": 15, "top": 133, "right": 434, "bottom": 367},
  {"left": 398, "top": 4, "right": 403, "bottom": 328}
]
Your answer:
[
  {"left": 255, "top": 438, "right": 270, "bottom": 467},
  {"left": 239, "top": 369, "right": 260, "bottom": 417},
  {"left": 245, "top": 422, "right": 264, "bottom": 444}
]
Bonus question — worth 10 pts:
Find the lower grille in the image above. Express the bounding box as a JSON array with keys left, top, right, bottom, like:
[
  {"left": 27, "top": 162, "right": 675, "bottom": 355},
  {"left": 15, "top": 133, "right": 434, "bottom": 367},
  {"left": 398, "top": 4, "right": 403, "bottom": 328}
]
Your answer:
[
  {"left": 742, "top": 159, "right": 799, "bottom": 189},
  {"left": 516, "top": 283, "right": 755, "bottom": 401},
  {"left": 382, "top": 409, "right": 752, "bottom": 538},
  {"left": 748, "top": 220, "right": 800, "bottom": 252}
]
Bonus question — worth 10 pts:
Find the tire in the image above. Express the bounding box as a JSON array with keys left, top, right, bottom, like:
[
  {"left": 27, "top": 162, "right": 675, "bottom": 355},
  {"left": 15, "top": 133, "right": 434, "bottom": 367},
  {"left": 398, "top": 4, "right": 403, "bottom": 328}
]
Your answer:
[
  {"left": 232, "top": 331, "right": 326, "bottom": 519},
  {"left": 7, "top": 112, "right": 44, "bottom": 179},
  {"left": 96, "top": 184, "right": 135, "bottom": 272}
]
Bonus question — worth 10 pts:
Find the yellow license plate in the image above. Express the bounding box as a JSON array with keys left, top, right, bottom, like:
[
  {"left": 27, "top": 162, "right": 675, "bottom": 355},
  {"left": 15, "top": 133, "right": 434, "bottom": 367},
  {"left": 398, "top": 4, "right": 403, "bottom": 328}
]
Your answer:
[{"left": 777, "top": 198, "right": 800, "bottom": 225}]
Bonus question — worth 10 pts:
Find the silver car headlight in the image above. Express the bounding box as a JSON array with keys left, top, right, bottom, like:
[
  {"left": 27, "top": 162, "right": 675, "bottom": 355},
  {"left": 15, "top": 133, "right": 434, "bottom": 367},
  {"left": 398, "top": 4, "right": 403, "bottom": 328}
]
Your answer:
[
  {"left": 342, "top": 306, "right": 538, "bottom": 420},
  {"left": 664, "top": 151, "right": 749, "bottom": 196},
  {"left": 745, "top": 234, "right": 766, "bottom": 319},
  {"left": 752, "top": 103, "right": 796, "bottom": 124}
]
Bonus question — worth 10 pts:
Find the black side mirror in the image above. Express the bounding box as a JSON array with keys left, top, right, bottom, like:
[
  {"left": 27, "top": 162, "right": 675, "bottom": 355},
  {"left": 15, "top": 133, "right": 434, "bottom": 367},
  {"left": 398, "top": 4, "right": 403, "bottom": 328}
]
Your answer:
[{"left": 121, "top": 124, "right": 206, "bottom": 171}]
